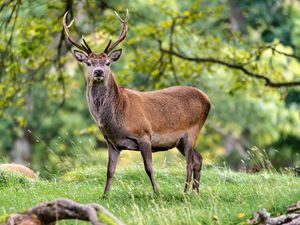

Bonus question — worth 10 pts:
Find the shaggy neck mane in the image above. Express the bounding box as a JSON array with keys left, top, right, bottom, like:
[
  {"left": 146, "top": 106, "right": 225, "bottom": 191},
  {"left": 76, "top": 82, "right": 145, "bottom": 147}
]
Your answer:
[{"left": 87, "top": 73, "right": 124, "bottom": 127}]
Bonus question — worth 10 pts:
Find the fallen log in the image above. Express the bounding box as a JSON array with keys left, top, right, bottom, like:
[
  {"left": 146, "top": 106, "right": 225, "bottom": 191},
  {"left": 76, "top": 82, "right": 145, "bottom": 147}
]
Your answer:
[
  {"left": 248, "top": 201, "right": 300, "bottom": 225},
  {"left": 0, "top": 198, "right": 124, "bottom": 225}
]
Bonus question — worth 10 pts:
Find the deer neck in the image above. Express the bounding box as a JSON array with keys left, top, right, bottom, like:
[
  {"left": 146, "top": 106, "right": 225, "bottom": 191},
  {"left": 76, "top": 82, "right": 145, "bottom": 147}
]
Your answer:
[{"left": 87, "top": 73, "right": 124, "bottom": 128}]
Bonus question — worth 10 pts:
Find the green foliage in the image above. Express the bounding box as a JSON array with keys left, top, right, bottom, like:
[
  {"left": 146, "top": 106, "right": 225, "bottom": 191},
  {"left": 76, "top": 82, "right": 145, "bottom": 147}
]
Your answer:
[
  {"left": 238, "top": 0, "right": 300, "bottom": 47},
  {"left": 0, "top": 165, "right": 299, "bottom": 224}
]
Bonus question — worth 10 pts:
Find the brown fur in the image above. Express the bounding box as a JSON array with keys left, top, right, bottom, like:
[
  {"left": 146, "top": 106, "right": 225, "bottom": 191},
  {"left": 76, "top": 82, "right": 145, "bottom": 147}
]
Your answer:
[
  {"left": 122, "top": 86, "right": 210, "bottom": 137},
  {"left": 0, "top": 163, "right": 38, "bottom": 179}
]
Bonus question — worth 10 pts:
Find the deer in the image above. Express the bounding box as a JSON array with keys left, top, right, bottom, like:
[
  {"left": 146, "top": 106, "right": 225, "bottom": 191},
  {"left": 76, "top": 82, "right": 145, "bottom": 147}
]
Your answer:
[{"left": 63, "top": 9, "right": 211, "bottom": 196}]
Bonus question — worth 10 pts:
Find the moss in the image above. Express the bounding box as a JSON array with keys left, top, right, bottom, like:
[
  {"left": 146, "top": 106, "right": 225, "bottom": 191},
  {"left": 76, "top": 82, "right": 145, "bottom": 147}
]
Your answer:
[
  {"left": 0, "top": 214, "right": 8, "bottom": 223},
  {"left": 97, "top": 212, "right": 118, "bottom": 225}
]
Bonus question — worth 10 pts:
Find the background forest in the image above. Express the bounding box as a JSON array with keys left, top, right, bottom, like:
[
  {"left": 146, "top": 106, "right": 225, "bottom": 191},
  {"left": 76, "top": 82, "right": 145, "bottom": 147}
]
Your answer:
[{"left": 0, "top": 0, "right": 299, "bottom": 176}]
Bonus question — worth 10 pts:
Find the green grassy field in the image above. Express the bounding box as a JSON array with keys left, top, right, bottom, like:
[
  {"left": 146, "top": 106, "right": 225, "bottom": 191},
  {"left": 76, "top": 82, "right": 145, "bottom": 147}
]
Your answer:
[{"left": 0, "top": 162, "right": 299, "bottom": 225}]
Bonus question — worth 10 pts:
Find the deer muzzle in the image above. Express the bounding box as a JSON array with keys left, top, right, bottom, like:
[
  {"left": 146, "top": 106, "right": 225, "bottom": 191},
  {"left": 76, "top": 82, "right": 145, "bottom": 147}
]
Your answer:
[{"left": 93, "top": 69, "right": 104, "bottom": 82}]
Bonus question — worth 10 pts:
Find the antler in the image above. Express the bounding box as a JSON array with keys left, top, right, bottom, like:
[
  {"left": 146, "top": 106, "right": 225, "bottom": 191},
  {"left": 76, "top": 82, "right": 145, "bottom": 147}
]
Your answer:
[
  {"left": 104, "top": 9, "right": 129, "bottom": 54},
  {"left": 63, "top": 11, "right": 92, "bottom": 55}
]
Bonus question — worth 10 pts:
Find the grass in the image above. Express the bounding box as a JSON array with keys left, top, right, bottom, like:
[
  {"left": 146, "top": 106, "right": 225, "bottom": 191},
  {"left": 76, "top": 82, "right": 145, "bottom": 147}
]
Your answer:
[{"left": 0, "top": 162, "right": 299, "bottom": 225}]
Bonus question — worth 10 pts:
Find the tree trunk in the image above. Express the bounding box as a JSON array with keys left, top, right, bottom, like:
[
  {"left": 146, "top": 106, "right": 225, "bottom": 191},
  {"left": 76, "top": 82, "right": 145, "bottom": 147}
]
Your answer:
[
  {"left": 228, "top": 0, "right": 246, "bottom": 34},
  {"left": 10, "top": 130, "right": 32, "bottom": 167}
]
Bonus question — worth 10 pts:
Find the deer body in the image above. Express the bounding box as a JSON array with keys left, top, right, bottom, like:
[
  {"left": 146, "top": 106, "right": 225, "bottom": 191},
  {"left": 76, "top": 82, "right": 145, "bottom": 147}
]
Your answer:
[
  {"left": 87, "top": 72, "right": 210, "bottom": 151},
  {"left": 63, "top": 10, "right": 210, "bottom": 195}
]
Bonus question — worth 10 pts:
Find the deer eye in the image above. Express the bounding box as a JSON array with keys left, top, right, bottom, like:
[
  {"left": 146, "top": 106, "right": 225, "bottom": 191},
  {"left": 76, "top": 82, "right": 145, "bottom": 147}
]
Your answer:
[
  {"left": 86, "top": 61, "right": 91, "bottom": 66},
  {"left": 105, "top": 61, "right": 110, "bottom": 66}
]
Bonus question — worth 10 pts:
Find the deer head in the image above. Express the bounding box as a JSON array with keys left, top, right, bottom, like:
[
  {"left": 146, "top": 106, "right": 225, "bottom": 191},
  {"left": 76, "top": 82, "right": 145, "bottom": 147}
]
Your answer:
[{"left": 63, "top": 10, "right": 129, "bottom": 84}]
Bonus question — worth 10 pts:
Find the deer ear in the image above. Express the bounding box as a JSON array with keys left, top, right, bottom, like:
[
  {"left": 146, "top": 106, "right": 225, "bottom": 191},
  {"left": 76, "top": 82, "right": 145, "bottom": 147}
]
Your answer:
[
  {"left": 74, "top": 50, "right": 88, "bottom": 63},
  {"left": 109, "top": 49, "right": 122, "bottom": 62}
]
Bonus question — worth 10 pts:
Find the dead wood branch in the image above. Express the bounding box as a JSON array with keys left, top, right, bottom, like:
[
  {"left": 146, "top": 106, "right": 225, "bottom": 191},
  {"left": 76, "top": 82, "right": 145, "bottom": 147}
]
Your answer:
[
  {"left": 1, "top": 198, "right": 124, "bottom": 225},
  {"left": 248, "top": 201, "right": 300, "bottom": 225}
]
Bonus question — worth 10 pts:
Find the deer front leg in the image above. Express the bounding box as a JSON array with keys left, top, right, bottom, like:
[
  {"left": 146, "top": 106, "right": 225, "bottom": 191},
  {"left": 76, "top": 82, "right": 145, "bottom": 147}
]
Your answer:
[
  {"left": 138, "top": 139, "right": 158, "bottom": 193},
  {"left": 103, "top": 141, "right": 120, "bottom": 196}
]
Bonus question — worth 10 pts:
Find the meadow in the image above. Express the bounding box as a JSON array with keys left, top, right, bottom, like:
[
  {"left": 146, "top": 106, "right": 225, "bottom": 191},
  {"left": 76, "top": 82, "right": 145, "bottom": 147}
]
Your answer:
[{"left": 0, "top": 157, "right": 299, "bottom": 225}]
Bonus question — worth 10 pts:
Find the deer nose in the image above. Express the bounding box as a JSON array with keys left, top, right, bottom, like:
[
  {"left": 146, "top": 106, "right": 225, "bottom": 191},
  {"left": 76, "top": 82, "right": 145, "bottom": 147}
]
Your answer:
[{"left": 94, "top": 69, "right": 104, "bottom": 77}]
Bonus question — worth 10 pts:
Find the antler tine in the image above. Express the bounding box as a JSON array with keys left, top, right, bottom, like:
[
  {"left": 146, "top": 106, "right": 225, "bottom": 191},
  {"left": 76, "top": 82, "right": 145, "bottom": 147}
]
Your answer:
[
  {"left": 114, "top": 9, "right": 128, "bottom": 23},
  {"left": 63, "top": 11, "right": 92, "bottom": 54},
  {"left": 104, "top": 9, "right": 129, "bottom": 54},
  {"left": 82, "top": 36, "right": 92, "bottom": 53},
  {"left": 104, "top": 39, "right": 112, "bottom": 53}
]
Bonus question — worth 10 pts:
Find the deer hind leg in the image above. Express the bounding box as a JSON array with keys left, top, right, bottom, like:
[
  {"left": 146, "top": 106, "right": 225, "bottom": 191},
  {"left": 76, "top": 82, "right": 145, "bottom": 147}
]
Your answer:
[
  {"left": 192, "top": 150, "right": 203, "bottom": 193},
  {"left": 177, "top": 137, "right": 194, "bottom": 192},
  {"left": 184, "top": 146, "right": 194, "bottom": 192},
  {"left": 138, "top": 138, "right": 158, "bottom": 193}
]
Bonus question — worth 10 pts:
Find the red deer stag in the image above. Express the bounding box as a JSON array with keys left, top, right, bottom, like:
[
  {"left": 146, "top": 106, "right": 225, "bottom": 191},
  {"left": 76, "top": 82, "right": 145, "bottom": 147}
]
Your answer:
[{"left": 63, "top": 10, "right": 210, "bottom": 195}]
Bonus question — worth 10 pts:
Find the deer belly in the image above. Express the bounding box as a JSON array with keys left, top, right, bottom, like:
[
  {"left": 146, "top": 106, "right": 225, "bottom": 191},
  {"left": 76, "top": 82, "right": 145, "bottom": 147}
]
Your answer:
[
  {"left": 151, "top": 132, "right": 182, "bottom": 148},
  {"left": 117, "top": 138, "right": 138, "bottom": 150}
]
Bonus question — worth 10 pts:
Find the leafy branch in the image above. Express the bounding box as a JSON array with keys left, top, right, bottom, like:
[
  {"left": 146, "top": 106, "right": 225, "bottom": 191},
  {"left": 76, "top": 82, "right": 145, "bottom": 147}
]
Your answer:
[
  {"left": 160, "top": 47, "right": 300, "bottom": 88},
  {"left": 158, "top": 17, "right": 300, "bottom": 88}
]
